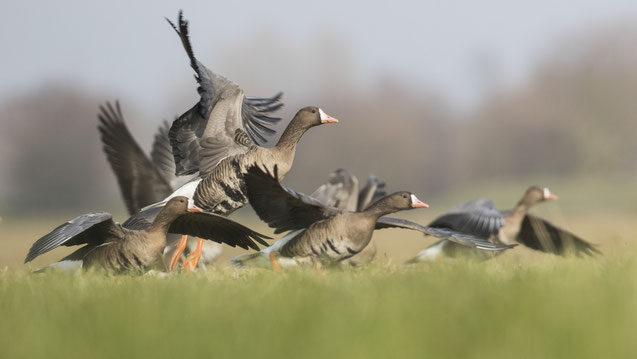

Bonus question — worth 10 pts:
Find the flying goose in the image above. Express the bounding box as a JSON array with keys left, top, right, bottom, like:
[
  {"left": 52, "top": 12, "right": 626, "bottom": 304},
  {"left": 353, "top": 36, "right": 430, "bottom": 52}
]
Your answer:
[
  {"left": 166, "top": 11, "right": 285, "bottom": 176},
  {"left": 97, "top": 101, "right": 223, "bottom": 270},
  {"left": 409, "top": 186, "right": 599, "bottom": 262},
  {"left": 142, "top": 13, "right": 339, "bottom": 268},
  {"left": 25, "top": 197, "right": 270, "bottom": 274},
  {"left": 309, "top": 169, "right": 387, "bottom": 265},
  {"left": 231, "top": 166, "right": 513, "bottom": 270}
]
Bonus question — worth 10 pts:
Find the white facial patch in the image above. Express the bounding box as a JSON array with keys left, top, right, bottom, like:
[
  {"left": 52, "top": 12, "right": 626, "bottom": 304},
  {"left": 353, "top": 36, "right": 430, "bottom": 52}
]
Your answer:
[
  {"left": 187, "top": 198, "right": 200, "bottom": 211},
  {"left": 319, "top": 108, "right": 328, "bottom": 121},
  {"left": 543, "top": 188, "right": 551, "bottom": 199},
  {"left": 410, "top": 194, "right": 419, "bottom": 204}
]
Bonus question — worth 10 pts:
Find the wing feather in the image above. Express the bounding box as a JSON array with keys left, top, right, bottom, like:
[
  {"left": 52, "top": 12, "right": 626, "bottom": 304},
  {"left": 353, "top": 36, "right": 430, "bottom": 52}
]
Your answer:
[
  {"left": 428, "top": 199, "right": 504, "bottom": 239},
  {"left": 25, "top": 213, "right": 114, "bottom": 263},
  {"left": 517, "top": 215, "right": 600, "bottom": 256},
  {"left": 169, "top": 212, "right": 271, "bottom": 251},
  {"left": 375, "top": 217, "right": 514, "bottom": 251},
  {"left": 244, "top": 165, "right": 339, "bottom": 234},
  {"left": 166, "top": 11, "right": 283, "bottom": 176},
  {"left": 310, "top": 169, "right": 359, "bottom": 211},
  {"left": 98, "top": 101, "right": 173, "bottom": 214}
]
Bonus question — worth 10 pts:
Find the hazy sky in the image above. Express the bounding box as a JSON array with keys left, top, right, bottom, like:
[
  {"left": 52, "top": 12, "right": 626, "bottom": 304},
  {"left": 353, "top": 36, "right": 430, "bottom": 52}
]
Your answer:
[{"left": 2, "top": 0, "right": 637, "bottom": 118}]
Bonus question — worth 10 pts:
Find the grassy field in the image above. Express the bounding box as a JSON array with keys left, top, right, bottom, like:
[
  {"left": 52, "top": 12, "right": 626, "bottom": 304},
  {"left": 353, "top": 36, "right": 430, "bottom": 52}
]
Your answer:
[
  {"left": 0, "top": 177, "right": 635, "bottom": 358},
  {"left": 1, "top": 256, "right": 636, "bottom": 358}
]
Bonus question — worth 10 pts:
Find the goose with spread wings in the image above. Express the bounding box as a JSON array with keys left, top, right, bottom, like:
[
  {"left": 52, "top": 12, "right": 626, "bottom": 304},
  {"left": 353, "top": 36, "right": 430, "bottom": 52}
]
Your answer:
[
  {"left": 166, "top": 10, "right": 285, "bottom": 177},
  {"left": 25, "top": 197, "right": 270, "bottom": 274},
  {"left": 141, "top": 12, "right": 339, "bottom": 269},
  {"left": 231, "top": 166, "right": 513, "bottom": 270},
  {"left": 97, "top": 101, "right": 223, "bottom": 270},
  {"left": 409, "top": 186, "right": 599, "bottom": 262}
]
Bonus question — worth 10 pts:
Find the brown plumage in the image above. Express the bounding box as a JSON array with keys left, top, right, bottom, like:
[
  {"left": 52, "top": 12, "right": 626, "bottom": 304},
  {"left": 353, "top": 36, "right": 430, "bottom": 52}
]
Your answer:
[
  {"left": 166, "top": 11, "right": 283, "bottom": 177},
  {"left": 158, "top": 12, "right": 337, "bottom": 216},
  {"left": 97, "top": 100, "right": 224, "bottom": 270},
  {"left": 25, "top": 197, "right": 270, "bottom": 274},
  {"left": 231, "top": 166, "right": 512, "bottom": 269},
  {"left": 190, "top": 106, "right": 338, "bottom": 214},
  {"left": 411, "top": 186, "right": 599, "bottom": 262},
  {"left": 97, "top": 101, "right": 173, "bottom": 214},
  {"left": 309, "top": 169, "right": 386, "bottom": 265}
]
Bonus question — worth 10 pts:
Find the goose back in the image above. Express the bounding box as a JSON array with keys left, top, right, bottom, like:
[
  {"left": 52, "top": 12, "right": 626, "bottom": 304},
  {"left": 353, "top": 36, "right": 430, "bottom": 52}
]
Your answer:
[
  {"left": 279, "top": 212, "right": 377, "bottom": 262},
  {"left": 193, "top": 146, "right": 292, "bottom": 214}
]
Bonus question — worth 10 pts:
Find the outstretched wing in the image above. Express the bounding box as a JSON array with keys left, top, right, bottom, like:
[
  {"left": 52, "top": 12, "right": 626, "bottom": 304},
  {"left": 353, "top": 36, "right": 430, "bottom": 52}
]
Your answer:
[
  {"left": 242, "top": 92, "right": 284, "bottom": 144},
  {"left": 120, "top": 205, "right": 270, "bottom": 251},
  {"left": 150, "top": 120, "right": 177, "bottom": 185},
  {"left": 98, "top": 101, "right": 173, "bottom": 215},
  {"left": 517, "top": 215, "right": 600, "bottom": 256},
  {"left": 310, "top": 168, "right": 359, "bottom": 211},
  {"left": 357, "top": 174, "right": 386, "bottom": 211},
  {"left": 25, "top": 213, "right": 115, "bottom": 263},
  {"left": 169, "top": 211, "right": 271, "bottom": 250},
  {"left": 428, "top": 199, "right": 504, "bottom": 239},
  {"left": 244, "top": 165, "right": 339, "bottom": 234},
  {"left": 166, "top": 11, "right": 283, "bottom": 176},
  {"left": 375, "top": 217, "right": 514, "bottom": 251}
]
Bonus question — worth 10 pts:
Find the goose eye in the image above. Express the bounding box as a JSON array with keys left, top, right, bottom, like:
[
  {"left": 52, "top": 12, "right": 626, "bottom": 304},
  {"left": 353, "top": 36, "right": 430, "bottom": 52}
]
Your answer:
[
  {"left": 311, "top": 109, "right": 316, "bottom": 114},
  {"left": 403, "top": 194, "right": 407, "bottom": 199},
  {"left": 180, "top": 199, "right": 185, "bottom": 203}
]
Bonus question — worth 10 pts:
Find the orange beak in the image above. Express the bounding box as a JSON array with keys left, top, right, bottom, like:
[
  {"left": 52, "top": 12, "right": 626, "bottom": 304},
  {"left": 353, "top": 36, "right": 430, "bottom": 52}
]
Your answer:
[
  {"left": 319, "top": 108, "right": 339, "bottom": 124},
  {"left": 187, "top": 200, "right": 203, "bottom": 212},
  {"left": 321, "top": 115, "right": 339, "bottom": 124},
  {"left": 544, "top": 188, "right": 558, "bottom": 201},
  {"left": 410, "top": 194, "right": 429, "bottom": 208}
]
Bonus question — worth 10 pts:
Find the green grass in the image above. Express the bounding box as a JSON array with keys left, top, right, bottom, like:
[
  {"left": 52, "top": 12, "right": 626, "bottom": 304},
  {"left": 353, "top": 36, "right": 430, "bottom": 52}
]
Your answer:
[
  {"left": 1, "top": 177, "right": 635, "bottom": 358},
  {"left": 1, "top": 255, "right": 636, "bottom": 359}
]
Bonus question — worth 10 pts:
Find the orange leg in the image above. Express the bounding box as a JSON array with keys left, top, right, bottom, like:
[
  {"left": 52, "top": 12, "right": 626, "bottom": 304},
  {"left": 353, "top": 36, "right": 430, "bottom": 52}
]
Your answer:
[
  {"left": 269, "top": 252, "right": 282, "bottom": 273},
  {"left": 182, "top": 237, "right": 204, "bottom": 272},
  {"left": 169, "top": 235, "right": 189, "bottom": 271}
]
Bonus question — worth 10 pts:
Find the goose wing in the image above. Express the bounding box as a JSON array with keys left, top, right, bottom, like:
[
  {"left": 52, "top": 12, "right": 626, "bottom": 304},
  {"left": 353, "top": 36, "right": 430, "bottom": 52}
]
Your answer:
[
  {"left": 169, "top": 211, "right": 271, "bottom": 250},
  {"left": 25, "top": 213, "right": 119, "bottom": 263},
  {"left": 428, "top": 198, "right": 504, "bottom": 239},
  {"left": 357, "top": 174, "right": 386, "bottom": 211},
  {"left": 516, "top": 215, "right": 600, "bottom": 256},
  {"left": 310, "top": 169, "right": 359, "bottom": 211},
  {"left": 166, "top": 11, "right": 283, "bottom": 176},
  {"left": 98, "top": 101, "right": 173, "bottom": 215},
  {"left": 245, "top": 165, "right": 340, "bottom": 234},
  {"left": 375, "top": 216, "right": 514, "bottom": 251},
  {"left": 150, "top": 120, "right": 177, "bottom": 185}
]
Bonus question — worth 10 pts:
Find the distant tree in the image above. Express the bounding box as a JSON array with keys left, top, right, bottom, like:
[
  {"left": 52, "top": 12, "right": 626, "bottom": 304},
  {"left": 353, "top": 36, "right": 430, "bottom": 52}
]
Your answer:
[
  {"left": 0, "top": 84, "right": 120, "bottom": 214},
  {"left": 456, "top": 23, "right": 637, "bottom": 179}
]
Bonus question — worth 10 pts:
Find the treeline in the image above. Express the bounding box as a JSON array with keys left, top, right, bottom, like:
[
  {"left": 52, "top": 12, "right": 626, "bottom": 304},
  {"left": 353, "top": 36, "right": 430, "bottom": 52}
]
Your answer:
[{"left": 1, "top": 25, "right": 635, "bottom": 213}]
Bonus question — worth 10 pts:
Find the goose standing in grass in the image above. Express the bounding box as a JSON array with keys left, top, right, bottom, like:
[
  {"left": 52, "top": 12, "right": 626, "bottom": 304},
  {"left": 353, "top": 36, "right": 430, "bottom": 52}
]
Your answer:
[
  {"left": 97, "top": 101, "right": 223, "bottom": 270},
  {"left": 409, "top": 186, "right": 599, "bottom": 262},
  {"left": 140, "top": 12, "right": 339, "bottom": 269},
  {"left": 309, "top": 169, "right": 387, "bottom": 265},
  {"left": 25, "top": 197, "right": 270, "bottom": 274},
  {"left": 232, "top": 166, "right": 513, "bottom": 271}
]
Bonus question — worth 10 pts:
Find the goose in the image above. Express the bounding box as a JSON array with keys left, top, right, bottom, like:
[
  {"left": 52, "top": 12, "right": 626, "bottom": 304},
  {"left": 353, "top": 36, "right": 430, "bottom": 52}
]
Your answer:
[
  {"left": 142, "top": 13, "right": 339, "bottom": 269},
  {"left": 25, "top": 197, "right": 270, "bottom": 274},
  {"left": 231, "top": 166, "right": 514, "bottom": 270},
  {"left": 97, "top": 101, "right": 222, "bottom": 270},
  {"left": 408, "top": 186, "right": 599, "bottom": 262},
  {"left": 309, "top": 169, "right": 387, "bottom": 265},
  {"left": 166, "top": 11, "right": 284, "bottom": 176}
]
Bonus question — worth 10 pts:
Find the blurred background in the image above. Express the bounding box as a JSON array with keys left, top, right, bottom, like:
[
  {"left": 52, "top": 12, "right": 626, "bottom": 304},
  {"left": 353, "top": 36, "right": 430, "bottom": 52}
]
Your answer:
[{"left": 1, "top": 1, "right": 636, "bottom": 266}]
